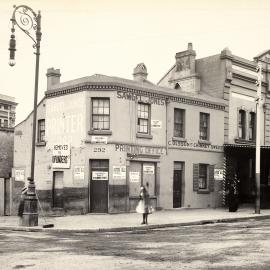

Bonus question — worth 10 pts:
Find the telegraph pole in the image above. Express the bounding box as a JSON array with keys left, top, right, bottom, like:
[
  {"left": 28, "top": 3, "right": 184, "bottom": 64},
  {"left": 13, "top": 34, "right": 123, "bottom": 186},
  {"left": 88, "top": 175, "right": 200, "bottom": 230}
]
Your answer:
[{"left": 255, "top": 63, "right": 262, "bottom": 214}]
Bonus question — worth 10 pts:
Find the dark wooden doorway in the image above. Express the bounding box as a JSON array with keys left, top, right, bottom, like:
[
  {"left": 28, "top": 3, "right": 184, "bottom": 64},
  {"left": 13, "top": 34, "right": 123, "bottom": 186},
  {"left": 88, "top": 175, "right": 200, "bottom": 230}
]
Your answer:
[
  {"left": 173, "top": 162, "right": 184, "bottom": 208},
  {"left": 52, "top": 171, "right": 64, "bottom": 208},
  {"left": 90, "top": 160, "right": 109, "bottom": 213}
]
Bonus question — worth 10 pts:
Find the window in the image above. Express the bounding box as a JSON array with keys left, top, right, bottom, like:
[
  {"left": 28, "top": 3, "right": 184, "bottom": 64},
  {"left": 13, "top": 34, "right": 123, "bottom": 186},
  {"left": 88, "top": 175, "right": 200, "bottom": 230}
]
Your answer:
[
  {"left": 3, "top": 105, "right": 9, "bottom": 110},
  {"left": 193, "top": 163, "right": 214, "bottom": 193},
  {"left": 249, "top": 112, "right": 255, "bottom": 141},
  {"left": 37, "top": 119, "right": 45, "bottom": 143},
  {"left": 137, "top": 102, "right": 150, "bottom": 134},
  {"left": 238, "top": 110, "right": 246, "bottom": 139},
  {"left": 92, "top": 98, "right": 110, "bottom": 130},
  {"left": 174, "top": 108, "right": 185, "bottom": 138},
  {"left": 3, "top": 119, "right": 8, "bottom": 128},
  {"left": 199, "top": 113, "right": 209, "bottom": 140},
  {"left": 199, "top": 164, "right": 208, "bottom": 189}
]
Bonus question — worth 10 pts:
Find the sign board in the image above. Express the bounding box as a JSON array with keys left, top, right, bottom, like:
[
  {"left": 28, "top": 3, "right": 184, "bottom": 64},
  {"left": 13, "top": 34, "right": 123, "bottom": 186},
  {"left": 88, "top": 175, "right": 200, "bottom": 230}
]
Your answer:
[
  {"left": 15, "top": 169, "right": 25, "bottom": 181},
  {"left": 91, "top": 136, "right": 108, "bottom": 144},
  {"left": 92, "top": 171, "right": 108, "bottom": 181},
  {"left": 113, "top": 166, "right": 126, "bottom": 180},
  {"left": 214, "top": 169, "right": 224, "bottom": 180},
  {"left": 143, "top": 165, "right": 155, "bottom": 174},
  {"left": 52, "top": 144, "right": 70, "bottom": 169},
  {"left": 129, "top": 171, "right": 140, "bottom": 182},
  {"left": 151, "top": 120, "right": 162, "bottom": 128},
  {"left": 74, "top": 166, "right": 85, "bottom": 180}
]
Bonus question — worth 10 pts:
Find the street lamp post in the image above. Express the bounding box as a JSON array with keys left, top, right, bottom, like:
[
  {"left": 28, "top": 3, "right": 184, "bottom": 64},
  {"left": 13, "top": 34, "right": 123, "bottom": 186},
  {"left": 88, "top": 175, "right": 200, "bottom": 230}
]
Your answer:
[
  {"left": 8, "top": 5, "right": 42, "bottom": 226},
  {"left": 255, "top": 62, "right": 262, "bottom": 214}
]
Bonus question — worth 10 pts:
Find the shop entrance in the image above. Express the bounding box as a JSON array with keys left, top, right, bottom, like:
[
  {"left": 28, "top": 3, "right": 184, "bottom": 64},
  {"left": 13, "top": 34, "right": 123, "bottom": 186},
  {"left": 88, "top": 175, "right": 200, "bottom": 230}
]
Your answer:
[
  {"left": 89, "top": 159, "right": 109, "bottom": 213},
  {"left": 52, "top": 171, "right": 64, "bottom": 208},
  {"left": 173, "top": 162, "right": 184, "bottom": 208}
]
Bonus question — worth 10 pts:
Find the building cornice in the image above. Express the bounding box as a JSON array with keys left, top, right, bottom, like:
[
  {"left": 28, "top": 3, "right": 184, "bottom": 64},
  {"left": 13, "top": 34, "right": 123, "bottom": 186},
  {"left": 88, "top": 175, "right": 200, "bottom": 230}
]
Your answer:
[{"left": 45, "top": 83, "right": 226, "bottom": 111}]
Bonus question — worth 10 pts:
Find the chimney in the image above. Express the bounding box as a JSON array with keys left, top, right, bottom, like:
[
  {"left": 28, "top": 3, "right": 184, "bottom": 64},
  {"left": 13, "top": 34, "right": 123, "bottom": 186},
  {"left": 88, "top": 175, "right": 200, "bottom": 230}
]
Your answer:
[
  {"left": 133, "top": 63, "right": 148, "bottom": 82},
  {"left": 46, "top": 67, "right": 61, "bottom": 90}
]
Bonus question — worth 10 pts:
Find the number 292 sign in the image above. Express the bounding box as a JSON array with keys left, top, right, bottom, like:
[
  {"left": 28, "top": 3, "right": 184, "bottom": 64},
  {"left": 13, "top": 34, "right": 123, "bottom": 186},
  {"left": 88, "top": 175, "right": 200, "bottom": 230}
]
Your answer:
[{"left": 52, "top": 144, "right": 70, "bottom": 169}]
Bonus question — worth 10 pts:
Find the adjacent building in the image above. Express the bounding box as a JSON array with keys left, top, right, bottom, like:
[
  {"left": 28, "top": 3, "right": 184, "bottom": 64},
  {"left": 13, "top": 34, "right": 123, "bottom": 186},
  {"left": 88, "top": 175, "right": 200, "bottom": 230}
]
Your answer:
[
  {"left": 159, "top": 43, "right": 270, "bottom": 208},
  {"left": 0, "top": 94, "right": 17, "bottom": 215}
]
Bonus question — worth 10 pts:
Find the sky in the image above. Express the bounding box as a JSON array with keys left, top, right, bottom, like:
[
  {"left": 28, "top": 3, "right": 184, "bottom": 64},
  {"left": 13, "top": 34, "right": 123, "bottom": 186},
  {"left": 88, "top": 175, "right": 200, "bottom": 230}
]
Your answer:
[{"left": 1, "top": 0, "right": 270, "bottom": 124}]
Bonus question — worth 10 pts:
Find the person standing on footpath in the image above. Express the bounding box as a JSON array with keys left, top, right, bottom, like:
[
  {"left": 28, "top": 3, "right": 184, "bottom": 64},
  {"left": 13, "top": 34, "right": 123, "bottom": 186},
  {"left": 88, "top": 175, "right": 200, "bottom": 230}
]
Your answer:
[
  {"left": 136, "top": 182, "right": 151, "bottom": 225},
  {"left": 18, "top": 186, "right": 27, "bottom": 225}
]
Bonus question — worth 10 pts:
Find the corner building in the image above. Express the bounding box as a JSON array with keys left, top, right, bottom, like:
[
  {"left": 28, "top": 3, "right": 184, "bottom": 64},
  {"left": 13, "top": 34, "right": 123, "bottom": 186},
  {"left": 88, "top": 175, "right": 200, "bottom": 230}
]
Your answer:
[{"left": 13, "top": 57, "right": 225, "bottom": 215}]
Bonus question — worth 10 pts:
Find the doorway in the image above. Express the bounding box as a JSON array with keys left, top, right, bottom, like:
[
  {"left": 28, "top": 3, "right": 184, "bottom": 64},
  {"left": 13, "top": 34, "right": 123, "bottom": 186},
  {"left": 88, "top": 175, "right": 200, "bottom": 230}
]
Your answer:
[
  {"left": 52, "top": 171, "right": 64, "bottom": 208},
  {"left": 89, "top": 159, "right": 109, "bottom": 213},
  {"left": 173, "top": 162, "right": 184, "bottom": 208}
]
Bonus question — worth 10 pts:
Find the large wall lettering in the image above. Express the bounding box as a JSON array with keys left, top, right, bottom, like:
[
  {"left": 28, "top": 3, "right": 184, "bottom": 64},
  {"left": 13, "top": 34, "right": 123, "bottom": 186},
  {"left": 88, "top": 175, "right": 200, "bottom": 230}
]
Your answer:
[
  {"left": 168, "top": 140, "right": 223, "bottom": 152},
  {"left": 115, "top": 143, "right": 165, "bottom": 155},
  {"left": 117, "top": 91, "right": 166, "bottom": 106}
]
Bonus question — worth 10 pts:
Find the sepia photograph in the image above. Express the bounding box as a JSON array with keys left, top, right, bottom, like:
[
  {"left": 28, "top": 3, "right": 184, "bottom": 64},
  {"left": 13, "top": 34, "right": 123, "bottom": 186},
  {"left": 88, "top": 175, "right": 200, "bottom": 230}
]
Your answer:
[{"left": 1, "top": 0, "right": 270, "bottom": 269}]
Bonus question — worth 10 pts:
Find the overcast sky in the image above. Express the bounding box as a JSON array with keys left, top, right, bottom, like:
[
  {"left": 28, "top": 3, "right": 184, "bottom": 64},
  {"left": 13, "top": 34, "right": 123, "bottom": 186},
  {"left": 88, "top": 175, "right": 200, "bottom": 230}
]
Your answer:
[{"left": 1, "top": 0, "right": 270, "bottom": 124}]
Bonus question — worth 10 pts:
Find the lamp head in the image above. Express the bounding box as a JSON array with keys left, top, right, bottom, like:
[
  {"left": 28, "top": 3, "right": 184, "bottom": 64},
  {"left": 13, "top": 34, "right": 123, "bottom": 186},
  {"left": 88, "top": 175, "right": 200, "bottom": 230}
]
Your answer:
[{"left": 8, "top": 21, "right": 16, "bottom": 67}]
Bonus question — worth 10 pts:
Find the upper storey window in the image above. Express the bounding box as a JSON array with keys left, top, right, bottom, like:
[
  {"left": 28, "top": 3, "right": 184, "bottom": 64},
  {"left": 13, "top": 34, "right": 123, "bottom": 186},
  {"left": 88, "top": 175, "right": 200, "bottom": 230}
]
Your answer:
[
  {"left": 199, "top": 112, "right": 209, "bottom": 141},
  {"left": 37, "top": 119, "right": 45, "bottom": 143},
  {"left": 238, "top": 109, "right": 246, "bottom": 139},
  {"left": 174, "top": 108, "right": 185, "bottom": 138},
  {"left": 137, "top": 102, "right": 150, "bottom": 134},
  {"left": 92, "top": 98, "right": 110, "bottom": 130}
]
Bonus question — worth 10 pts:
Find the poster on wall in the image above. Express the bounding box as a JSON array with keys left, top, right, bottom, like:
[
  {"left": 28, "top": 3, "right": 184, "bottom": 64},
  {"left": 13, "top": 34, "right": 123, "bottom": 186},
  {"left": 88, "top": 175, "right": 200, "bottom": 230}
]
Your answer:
[
  {"left": 74, "top": 166, "right": 85, "bottom": 180},
  {"left": 143, "top": 165, "right": 155, "bottom": 174},
  {"left": 91, "top": 136, "right": 108, "bottom": 144},
  {"left": 14, "top": 169, "right": 25, "bottom": 181},
  {"left": 129, "top": 171, "right": 140, "bottom": 182},
  {"left": 92, "top": 171, "right": 108, "bottom": 180},
  {"left": 151, "top": 120, "right": 162, "bottom": 128},
  {"left": 214, "top": 169, "right": 224, "bottom": 180},
  {"left": 113, "top": 166, "right": 126, "bottom": 180},
  {"left": 52, "top": 144, "right": 70, "bottom": 169}
]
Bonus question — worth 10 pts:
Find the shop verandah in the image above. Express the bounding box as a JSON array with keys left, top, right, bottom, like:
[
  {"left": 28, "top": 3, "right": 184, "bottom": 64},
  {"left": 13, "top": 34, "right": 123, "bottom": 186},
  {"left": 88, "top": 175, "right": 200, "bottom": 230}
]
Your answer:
[{"left": 224, "top": 144, "right": 270, "bottom": 209}]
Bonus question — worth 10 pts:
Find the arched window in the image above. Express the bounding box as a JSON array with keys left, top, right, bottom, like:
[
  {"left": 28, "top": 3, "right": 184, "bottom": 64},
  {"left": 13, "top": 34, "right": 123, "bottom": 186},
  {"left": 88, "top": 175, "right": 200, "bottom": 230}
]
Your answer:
[{"left": 175, "top": 83, "right": 180, "bottom": 89}]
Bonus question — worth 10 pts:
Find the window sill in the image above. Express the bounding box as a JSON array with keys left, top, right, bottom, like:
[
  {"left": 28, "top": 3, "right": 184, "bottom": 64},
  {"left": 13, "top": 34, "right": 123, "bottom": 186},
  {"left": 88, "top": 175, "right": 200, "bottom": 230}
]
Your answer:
[
  {"left": 172, "top": 137, "right": 186, "bottom": 142},
  {"left": 136, "top": 133, "right": 153, "bottom": 139},
  {"left": 129, "top": 196, "right": 157, "bottom": 199},
  {"left": 197, "top": 190, "right": 210, "bottom": 194},
  {"left": 234, "top": 138, "right": 255, "bottom": 144},
  {"left": 88, "top": 130, "right": 112, "bottom": 135},
  {"left": 198, "top": 139, "right": 211, "bottom": 145},
  {"left": 36, "top": 141, "right": 46, "bottom": 147}
]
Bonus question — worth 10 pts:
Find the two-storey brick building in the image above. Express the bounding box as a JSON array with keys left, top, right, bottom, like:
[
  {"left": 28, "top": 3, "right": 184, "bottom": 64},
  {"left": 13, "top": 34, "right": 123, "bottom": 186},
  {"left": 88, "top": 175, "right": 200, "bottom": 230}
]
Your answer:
[{"left": 13, "top": 60, "right": 225, "bottom": 214}]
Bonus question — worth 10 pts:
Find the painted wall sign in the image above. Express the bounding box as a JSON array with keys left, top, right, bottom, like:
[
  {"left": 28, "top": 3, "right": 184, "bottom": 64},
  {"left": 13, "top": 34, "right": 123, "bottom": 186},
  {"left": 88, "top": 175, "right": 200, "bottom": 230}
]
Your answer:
[
  {"left": 113, "top": 166, "right": 126, "bottom": 180},
  {"left": 115, "top": 144, "right": 165, "bottom": 156},
  {"left": 129, "top": 171, "right": 140, "bottom": 182},
  {"left": 214, "top": 169, "right": 224, "bottom": 180},
  {"left": 91, "top": 136, "right": 108, "bottom": 144},
  {"left": 52, "top": 144, "right": 71, "bottom": 169},
  {"left": 168, "top": 140, "right": 223, "bottom": 152},
  {"left": 151, "top": 120, "right": 162, "bottom": 128},
  {"left": 143, "top": 165, "right": 155, "bottom": 174},
  {"left": 15, "top": 169, "right": 25, "bottom": 181},
  {"left": 92, "top": 171, "right": 108, "bottom": 180},
  {"left": 117, "top": 90, "right": 166, "bottom": 106}
]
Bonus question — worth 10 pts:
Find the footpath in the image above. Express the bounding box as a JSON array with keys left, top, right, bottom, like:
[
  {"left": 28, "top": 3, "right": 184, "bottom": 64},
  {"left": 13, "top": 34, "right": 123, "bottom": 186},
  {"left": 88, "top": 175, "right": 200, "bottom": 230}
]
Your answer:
[{"left": 0, "top": 207, "right": 270, "bottom": 233}]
